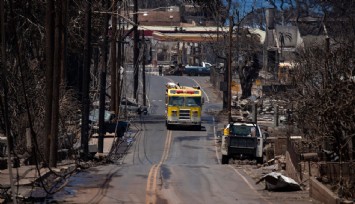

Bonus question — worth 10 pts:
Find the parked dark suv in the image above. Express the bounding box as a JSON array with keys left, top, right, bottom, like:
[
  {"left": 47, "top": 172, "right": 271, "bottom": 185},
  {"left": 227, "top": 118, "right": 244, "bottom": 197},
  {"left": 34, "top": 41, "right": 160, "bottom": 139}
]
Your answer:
[{"left": 89, "top": 109, "right": 128, "bottom": 136}]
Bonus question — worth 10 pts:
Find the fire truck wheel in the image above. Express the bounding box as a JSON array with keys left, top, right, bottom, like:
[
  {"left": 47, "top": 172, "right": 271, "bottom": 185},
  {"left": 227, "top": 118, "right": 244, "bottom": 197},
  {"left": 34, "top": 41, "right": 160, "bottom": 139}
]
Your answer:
[{"left": 195, "top": 125, "right": 201, "bottom": 131}]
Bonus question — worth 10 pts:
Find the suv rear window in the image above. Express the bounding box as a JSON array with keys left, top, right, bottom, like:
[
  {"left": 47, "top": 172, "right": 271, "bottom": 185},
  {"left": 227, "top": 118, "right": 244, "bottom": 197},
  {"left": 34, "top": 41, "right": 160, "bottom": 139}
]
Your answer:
[{"left": 230, "top": 125, "right": 260, "bottom": 137}]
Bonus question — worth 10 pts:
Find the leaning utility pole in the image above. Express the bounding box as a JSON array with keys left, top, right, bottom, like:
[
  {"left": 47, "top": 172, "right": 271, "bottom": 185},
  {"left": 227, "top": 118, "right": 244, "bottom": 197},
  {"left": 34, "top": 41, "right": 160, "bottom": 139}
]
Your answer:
[
  {"left": 133, "top": 0, "right": 139, "bottom": 102},
  {"left": 81, "top": 0, "right": 92, "bottom": 160},
  {"left": 98, "top": 1, "right": 110, "bottom": 154}
]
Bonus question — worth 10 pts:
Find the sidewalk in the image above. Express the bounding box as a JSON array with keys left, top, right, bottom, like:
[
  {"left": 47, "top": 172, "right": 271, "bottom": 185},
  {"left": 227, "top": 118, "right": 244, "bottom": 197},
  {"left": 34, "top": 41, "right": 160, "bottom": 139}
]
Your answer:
[
  {"left": 0, "top": 132, "right": 132, "bottom": 203},
  {"left": 0, "top": 161, "right": 77, "bottom": 203}
]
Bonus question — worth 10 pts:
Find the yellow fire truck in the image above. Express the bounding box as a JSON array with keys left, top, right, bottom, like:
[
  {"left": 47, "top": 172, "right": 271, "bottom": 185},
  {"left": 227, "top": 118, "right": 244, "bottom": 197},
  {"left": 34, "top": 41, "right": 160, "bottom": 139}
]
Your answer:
[{"left": 165, "top": 82, "right": 204, "bottom": 130}]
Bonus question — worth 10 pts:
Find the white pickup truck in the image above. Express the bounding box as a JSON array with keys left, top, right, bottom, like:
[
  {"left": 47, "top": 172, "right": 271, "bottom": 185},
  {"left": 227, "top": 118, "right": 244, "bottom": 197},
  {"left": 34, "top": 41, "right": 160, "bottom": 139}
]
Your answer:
[{"left": 221, "top": 121, "right": 265, "bottom": 164}]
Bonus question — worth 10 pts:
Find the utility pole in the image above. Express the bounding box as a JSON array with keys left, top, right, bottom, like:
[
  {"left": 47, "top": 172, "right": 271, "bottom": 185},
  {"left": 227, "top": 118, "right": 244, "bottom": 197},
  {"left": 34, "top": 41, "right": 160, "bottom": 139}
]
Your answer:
[
  {"left": 142, "top": 30, "right": 146, "bottom": 106},
  {"left": 116, "top": 10, "right": 122, "bottom": 116},
  {"left": 116, "top": 10, "right": 124, "bottom": 116},
  {"left": 50, "top": 0, "right": 63, "bottom": 167},
  {"left": 110, "top": 0, "right": 117, "bottom": 113},
  {"left": 324, "top": 31, "right": 330, "bottom": 88},
  {"left": 228, "top": 16, "right": 233, "bottom": 123},
  {"left": 133, "top": 0, "right": 139, "bottom": 102},
  {"left": 44, "top": 0, "right": 54, "bottom": 163},
  {"left": 60, "top": 0, "right": 68, "bottom": 86},
  {"left": 324, "top": 28, "right": 330, "bottom": 156},
  {"left": 81, "top": 0, "right": 92, "bottom": 160},
  {"left": 223, "top": 58, "right": 228, "bottom": 109},
  {"left": 98, "top": 1, "right": 110, "bottom": 154}
]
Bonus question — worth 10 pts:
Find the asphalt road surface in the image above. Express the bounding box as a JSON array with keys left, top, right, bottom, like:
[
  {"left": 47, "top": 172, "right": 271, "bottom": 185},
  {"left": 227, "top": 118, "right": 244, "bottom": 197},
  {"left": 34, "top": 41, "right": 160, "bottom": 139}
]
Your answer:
[{"left": 51, "top": 74, "right": 314, "bottom": 204}]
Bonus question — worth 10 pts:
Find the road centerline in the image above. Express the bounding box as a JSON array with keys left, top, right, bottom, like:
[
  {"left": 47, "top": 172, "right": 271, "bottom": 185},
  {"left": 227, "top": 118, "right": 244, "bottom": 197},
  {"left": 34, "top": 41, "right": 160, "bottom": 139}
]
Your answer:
[{"left": 146, "top": 130, "right": 173, "bottom": 204}]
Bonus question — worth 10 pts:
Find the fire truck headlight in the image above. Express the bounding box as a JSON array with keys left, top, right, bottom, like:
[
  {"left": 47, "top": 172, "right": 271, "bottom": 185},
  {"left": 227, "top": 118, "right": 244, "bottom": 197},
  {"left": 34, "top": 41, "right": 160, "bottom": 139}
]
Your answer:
[
  {"left": 192, "top": 111, "right": 198, "bottom": 117},
  {"left": 172, "top": 110, "right": 178, "bottom": 117}
]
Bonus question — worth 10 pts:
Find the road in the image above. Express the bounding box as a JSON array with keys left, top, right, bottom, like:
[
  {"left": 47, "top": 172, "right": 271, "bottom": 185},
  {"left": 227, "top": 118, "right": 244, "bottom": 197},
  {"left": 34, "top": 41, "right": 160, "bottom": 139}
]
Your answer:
[{"left": 51, "top": 74, "right": 312, "bottom": 204}]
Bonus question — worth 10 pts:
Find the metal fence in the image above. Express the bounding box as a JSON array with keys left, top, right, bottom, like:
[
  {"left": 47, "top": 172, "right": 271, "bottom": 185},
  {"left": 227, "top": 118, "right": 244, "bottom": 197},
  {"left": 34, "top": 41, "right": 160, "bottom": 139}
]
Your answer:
[{"left": 319, "top": 162, "right": 355, "bottom": 182}]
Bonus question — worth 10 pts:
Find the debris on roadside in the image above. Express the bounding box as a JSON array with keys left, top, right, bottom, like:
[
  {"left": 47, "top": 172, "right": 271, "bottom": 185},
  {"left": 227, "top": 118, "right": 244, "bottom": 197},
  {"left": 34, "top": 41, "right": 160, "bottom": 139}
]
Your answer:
[
  {"left": 264, "top": 155, "right": 286, "bottom": 169},
  {"left": 256, "top": 172, "right": 302, "bottom": 191},
  {"left": 231, "top": 159, "right": 257, "bottom": 166}
]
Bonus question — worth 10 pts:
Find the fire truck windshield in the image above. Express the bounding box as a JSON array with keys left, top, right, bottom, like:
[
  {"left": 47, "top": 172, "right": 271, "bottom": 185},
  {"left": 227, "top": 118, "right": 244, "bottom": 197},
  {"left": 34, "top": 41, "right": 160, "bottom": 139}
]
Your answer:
[{"left": 168, "top": 96, "right": 201, "bottom": 106}]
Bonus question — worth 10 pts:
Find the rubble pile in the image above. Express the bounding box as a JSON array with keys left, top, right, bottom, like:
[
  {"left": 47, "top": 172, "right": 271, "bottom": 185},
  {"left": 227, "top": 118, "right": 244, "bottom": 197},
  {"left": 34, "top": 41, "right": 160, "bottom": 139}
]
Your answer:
[{"left": 230, "top": 96, "right": 291, "bottom": 124}]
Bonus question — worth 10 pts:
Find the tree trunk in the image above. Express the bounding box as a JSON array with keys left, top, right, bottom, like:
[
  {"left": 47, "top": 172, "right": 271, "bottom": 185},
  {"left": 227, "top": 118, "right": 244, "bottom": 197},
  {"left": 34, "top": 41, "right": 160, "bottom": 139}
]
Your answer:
[
  {"left": 239, "top": 67, "right": 253, "bottom": 99},
  {"left": 93, "top": 47, "right": 99, "bottom": 87},
  {"left": 1, "top": 1, "right": 17, "bottom": 202},
  {"left": 44, "top": 0, "right": 54, "bottom": 163},
  {"left": 81, "top": 0, "right": 92, "bottom": 160},
  {"left": 239, "top": 54, "right": 260, "bottom": 99},
  {"left": 240, "top": 78, "right": 253, "bottom": 99},
  {"left": 50, "top": 1, "right": 62, "bottom": 167}
]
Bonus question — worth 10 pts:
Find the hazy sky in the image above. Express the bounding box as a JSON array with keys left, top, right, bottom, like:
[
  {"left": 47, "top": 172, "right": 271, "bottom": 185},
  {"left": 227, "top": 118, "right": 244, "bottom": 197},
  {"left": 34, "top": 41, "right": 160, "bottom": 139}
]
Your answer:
[{"left": 228, "top": 0, "right": 276, "bottom": 14}]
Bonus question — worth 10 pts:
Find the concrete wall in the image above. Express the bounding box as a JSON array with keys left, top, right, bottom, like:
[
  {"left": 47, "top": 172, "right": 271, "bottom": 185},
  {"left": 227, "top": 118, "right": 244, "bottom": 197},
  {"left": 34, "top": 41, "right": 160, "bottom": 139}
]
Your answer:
[
  {"left": 309, "top": 177, "right": 341, "bottom": 204},
  {"left": 285, "top": 151, "right": 301, "bottom": 183},
  {"left": 286, "top": 152, "right": 340, "bottom": 204}
]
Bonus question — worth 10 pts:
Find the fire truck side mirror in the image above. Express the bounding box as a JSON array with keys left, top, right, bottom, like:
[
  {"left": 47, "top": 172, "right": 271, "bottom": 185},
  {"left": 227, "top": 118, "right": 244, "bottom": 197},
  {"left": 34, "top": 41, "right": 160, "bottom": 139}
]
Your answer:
[{"left": 223, "top": 128, "right": 229, "bottom": 136}]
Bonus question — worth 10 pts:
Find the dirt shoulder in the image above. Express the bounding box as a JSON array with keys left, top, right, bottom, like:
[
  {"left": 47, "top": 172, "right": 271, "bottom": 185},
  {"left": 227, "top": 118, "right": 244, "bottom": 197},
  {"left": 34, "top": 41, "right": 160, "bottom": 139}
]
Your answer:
[{"left": 196, "top": 76, "right": 319, "bottom": 203}]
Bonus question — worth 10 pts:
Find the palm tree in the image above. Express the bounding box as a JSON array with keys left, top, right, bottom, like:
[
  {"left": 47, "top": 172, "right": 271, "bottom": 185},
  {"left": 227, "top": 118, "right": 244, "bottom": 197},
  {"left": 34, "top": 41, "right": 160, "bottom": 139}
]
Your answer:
[{"left": 279, "top": 31, "right": 292, "bottom": 61}]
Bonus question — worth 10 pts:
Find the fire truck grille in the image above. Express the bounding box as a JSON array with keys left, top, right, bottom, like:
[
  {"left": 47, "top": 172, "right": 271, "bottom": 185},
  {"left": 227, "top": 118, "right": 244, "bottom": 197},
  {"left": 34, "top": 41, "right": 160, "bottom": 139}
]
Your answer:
[{"left": 179, "top": 109, "right": 190, "bottom": 120}]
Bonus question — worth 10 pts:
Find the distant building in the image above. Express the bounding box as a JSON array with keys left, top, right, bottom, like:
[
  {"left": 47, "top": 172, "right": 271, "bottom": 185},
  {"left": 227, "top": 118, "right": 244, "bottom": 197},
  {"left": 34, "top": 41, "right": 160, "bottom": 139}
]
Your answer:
[
  {"left": 180, "top": 5, "right": 217, "bottom": 26},
  {"left": 137, "top": 6, "right": 181, "bottom": 27},
  {"left": 137, "top": 5, "right": 217, "bottom": 27},
  {"left": 124, "top": 5, "right": 221, "bottom": 66},
  {"left": 263, "top": 8, "right": 331, "bottom": 84},
  {"left": 124, "top": 5, "right": 263, "bottom": 67},
  {"left": 264, "top": 8, "right": 303, "bottom": 83}
]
